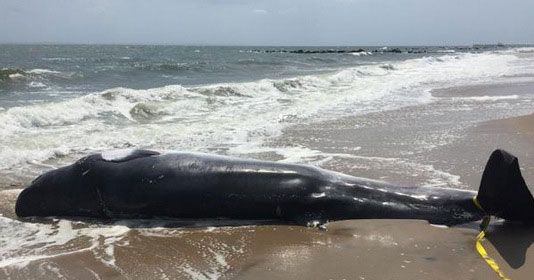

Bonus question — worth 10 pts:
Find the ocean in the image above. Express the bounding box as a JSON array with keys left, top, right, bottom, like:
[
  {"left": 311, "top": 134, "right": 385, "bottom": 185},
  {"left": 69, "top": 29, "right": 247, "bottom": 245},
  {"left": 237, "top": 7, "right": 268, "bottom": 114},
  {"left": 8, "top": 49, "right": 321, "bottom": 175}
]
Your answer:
[
  {"left": 1, "top": 45, "right": 534, "bottom": 279},
  {"left": 1, "top": 45, "right": 533, "bottom": 180}
]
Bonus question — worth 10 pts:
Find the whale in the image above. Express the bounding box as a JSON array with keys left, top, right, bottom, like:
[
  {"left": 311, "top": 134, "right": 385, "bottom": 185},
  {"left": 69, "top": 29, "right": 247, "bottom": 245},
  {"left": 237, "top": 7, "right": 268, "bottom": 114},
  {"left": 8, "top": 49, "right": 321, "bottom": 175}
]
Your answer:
[{"left": 15, "top": 149, "right": 534, "bottom": 226}]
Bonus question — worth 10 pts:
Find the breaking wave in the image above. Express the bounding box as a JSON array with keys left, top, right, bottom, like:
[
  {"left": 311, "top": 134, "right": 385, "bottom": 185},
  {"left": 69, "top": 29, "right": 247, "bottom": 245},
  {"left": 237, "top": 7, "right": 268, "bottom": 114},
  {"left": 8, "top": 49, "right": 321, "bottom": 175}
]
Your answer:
[{"left": 0, "top": 51, "right": 529, "bottom": 173}]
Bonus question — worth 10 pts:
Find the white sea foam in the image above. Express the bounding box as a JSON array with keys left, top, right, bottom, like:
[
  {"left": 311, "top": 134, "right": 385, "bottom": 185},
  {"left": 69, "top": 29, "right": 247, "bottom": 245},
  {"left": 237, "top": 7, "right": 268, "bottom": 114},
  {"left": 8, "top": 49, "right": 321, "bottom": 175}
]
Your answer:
[
  {"left": 26, "top": 69, "right": 62, "bottom": 75},
  {"left": 41, "top": 57, "right": 73, "bottom": 61},
  {"left": 8, "top": 73, "right": 24, "bottom": 79},
  {"left": 454, "top": 95, "right": 519, "bottom": 102},
  {"left": 0, "top": 51, "right": 531, "bottom": 173},
  {"left": 515, "top": 47, "right": 534, "bottom": 53},
  {"left": 28, "top": 81, "right": 47, "bottom": 88},
  {"left": 353, "top": 233, "right": 398, "bottom": 247},
  {"left": 351, "top": 51, "right": 372, "bottom": 56},
  {"left": 0, "top": 217, "right": 130, "bottom": 269}
]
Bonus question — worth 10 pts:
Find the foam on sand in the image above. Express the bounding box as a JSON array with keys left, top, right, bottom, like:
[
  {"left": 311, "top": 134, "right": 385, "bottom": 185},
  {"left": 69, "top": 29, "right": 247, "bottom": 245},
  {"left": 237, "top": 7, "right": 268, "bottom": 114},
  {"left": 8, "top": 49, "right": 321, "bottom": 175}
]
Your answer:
[{"left": 0, "top": 217, "right": 130, "bottom": 269}]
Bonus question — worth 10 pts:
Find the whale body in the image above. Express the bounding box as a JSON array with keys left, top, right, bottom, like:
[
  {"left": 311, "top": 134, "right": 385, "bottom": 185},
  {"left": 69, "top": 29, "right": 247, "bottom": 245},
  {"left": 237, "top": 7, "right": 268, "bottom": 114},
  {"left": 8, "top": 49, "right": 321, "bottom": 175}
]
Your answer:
[{"left": 15, "top": 149, "right": 534, "bottom": 226}]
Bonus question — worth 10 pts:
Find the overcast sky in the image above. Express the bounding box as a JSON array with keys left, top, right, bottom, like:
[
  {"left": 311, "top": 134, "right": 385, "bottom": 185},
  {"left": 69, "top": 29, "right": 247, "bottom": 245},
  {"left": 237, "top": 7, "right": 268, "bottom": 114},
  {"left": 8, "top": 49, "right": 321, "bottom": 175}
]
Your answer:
[{"left": 1, "top": 0, "right": 533, "bottom": 46}]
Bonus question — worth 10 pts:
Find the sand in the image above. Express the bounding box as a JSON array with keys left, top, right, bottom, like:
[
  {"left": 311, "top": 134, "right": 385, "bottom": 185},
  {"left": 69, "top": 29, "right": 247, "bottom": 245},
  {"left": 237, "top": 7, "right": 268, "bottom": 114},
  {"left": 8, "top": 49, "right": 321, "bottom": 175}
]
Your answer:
[
  {"left": 244, "top": 112, "right": 534, "bottom": 280},
  {"left": 247, "top": 83, "right": 534, "bottom": 280},
  {"left": 2, "top": 81, "right": 533, "bottom": 279}
]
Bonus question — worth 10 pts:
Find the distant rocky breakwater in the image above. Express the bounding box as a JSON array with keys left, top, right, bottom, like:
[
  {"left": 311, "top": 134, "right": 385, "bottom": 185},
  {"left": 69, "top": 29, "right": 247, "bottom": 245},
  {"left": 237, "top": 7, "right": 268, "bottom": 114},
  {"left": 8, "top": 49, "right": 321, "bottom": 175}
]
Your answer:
[{"left": 246, "top": 44, "right": 513, "bottom": 55}]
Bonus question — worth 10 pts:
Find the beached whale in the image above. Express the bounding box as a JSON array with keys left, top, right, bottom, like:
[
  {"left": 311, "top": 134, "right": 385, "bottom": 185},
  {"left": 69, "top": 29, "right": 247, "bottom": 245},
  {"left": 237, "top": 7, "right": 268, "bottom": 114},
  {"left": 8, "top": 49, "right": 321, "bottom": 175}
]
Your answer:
[{"left": 15, "top": 149, "right": 534, "bottom": 226}]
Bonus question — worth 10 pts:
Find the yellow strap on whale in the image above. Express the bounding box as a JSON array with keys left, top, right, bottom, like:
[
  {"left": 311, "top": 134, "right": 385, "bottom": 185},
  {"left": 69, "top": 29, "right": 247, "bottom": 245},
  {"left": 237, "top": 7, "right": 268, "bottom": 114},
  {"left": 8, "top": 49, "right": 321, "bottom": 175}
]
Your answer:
[{"left": 472, "top": 196, "right": 511, "bottom": 280}]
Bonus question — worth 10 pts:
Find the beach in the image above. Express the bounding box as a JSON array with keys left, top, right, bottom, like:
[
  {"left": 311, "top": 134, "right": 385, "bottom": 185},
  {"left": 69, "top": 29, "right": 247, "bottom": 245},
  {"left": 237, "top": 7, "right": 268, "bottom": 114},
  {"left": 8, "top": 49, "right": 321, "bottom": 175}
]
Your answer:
[
  {"left": 1, "top": 45, "right": 534, "bottom": 279},
  {"left": 257, "top": 81, "right": 534, "bottom": 280},
  {"left": 1, "top": 80, "right": 533, "bottom": 279}
]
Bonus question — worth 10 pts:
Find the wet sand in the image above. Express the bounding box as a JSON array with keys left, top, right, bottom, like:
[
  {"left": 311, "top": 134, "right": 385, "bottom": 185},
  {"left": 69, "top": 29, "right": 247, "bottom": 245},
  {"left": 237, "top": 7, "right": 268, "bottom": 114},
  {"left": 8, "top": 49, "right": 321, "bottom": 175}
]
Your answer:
[
  {"left": 2, "top": 81, "right": 534, "bottom": 279},
  {"left": 260, "top": 82, "right": 534, "bottom": 280},
  {"left": 246, "top": 113, "right": 534, "bottom": 280}
]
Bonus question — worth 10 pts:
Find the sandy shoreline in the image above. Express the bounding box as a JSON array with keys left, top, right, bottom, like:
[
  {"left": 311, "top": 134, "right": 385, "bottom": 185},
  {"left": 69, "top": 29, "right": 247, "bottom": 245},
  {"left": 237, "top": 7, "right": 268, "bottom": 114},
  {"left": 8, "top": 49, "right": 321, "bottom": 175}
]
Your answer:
[
  {"left": 259, "top": 81, "right": 534, "bottom": 279},
  {"left": 250, "top": 113, "right": 534, "bottom": 280},
  {"left": 431, "top": 112, "right": 534, "bottom": 189},
  {"left": 1, "top": 81, "right": 533, "bottom": 279}
]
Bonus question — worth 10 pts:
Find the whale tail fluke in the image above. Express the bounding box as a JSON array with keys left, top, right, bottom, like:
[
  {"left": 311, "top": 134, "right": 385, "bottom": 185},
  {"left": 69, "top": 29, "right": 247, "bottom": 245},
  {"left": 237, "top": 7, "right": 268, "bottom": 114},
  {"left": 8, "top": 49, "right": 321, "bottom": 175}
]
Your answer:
[{"left": 477, "top": 149, "right": 534, "bottom": 222}]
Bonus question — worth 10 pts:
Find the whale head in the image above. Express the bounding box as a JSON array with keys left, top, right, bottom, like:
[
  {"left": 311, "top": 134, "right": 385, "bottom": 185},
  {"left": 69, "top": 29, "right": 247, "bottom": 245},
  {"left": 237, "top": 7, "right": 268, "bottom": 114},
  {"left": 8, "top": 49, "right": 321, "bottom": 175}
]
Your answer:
[{"left": 15, "top": 159, "right": 102, "bottom": 218}]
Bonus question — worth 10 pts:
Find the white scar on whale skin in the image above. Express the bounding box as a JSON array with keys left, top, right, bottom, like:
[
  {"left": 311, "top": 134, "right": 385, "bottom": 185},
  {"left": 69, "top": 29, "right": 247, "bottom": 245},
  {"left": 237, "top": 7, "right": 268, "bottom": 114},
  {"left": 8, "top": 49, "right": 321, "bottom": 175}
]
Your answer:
[{"left": 101, "top": 149, "right": 136, "bottom": 161}]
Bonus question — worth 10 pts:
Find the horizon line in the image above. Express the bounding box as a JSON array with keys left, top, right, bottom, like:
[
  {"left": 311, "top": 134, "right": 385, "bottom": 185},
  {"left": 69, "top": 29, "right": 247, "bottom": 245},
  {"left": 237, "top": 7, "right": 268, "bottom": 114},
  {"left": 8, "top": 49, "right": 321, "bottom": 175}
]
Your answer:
[{"left": 1, "top": 42, "right": 533, "bottom": 48}]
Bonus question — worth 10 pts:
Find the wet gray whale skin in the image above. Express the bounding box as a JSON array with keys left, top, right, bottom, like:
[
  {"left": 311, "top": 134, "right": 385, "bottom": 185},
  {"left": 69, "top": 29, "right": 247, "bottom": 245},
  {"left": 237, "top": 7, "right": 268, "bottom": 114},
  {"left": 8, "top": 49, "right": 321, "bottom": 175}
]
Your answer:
[{"left": 15, "top": 149, "right": 533, "bottom": 226}]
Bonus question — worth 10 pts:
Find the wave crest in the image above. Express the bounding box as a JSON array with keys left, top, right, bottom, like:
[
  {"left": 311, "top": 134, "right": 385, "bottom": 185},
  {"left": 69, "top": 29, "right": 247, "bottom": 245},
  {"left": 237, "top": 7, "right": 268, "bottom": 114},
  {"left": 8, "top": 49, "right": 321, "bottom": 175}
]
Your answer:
[
  {"left": 129, "top": 103, "right": 168, "bottom": 122},
  {"left": 272, "top": 79, "right": 303, "bottom": 92},
  {"left": 192, "top": 86, "right": 252, "bottom": 97}
]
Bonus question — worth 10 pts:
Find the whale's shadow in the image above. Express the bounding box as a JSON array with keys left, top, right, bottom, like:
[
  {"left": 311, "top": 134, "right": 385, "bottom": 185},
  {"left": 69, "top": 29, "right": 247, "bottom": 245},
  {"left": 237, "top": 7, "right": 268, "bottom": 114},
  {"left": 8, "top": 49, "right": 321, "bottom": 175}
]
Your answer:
[{"left": 485, "top": 223, "right": 534, "bottom": 269}]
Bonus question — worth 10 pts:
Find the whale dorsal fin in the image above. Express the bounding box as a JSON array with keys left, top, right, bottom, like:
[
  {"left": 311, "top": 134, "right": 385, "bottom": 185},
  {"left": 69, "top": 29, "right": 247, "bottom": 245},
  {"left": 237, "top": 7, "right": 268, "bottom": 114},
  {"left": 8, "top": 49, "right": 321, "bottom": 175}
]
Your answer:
[{"left": 100, "top": 149, "right": 160, "bottom": 163}]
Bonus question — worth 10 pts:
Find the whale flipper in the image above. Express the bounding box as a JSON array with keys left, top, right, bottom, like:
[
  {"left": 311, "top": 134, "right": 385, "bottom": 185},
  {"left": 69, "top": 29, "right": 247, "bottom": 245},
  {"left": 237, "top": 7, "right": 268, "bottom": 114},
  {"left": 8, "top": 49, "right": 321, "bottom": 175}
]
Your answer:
[{"left": 477, "top": 149, "right": 534, "bottom": 222}]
